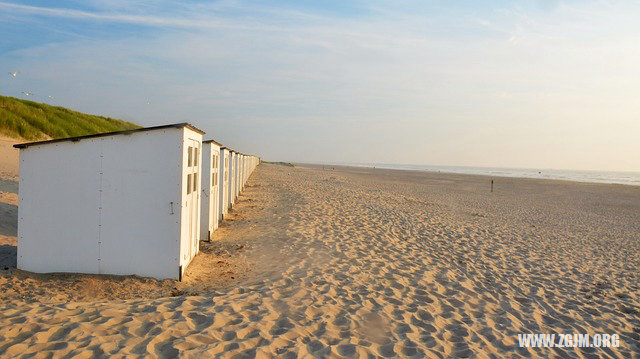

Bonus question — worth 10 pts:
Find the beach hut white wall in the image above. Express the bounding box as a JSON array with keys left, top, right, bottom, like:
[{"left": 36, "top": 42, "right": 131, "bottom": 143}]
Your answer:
[
  {"left": 15, "top": 123, "right": 204, "bottom": 280},
  {"left": 240, "top": 154, "right": 245, "bottom": 190},
  {"left": 246, "top": 156, "right": 250, "bottom": 182},
  {"left": 244, "top": 156, "right": 252, "bottom": 184},
  {"left": 219, "top": 147, "right": 230, "bottom": 219},
  {"left": 234, "top": 153, "right": 241, "bottom": 201},
  {"left": 244, "top": 155, "right": 248, "bottom": 188},
  {"left": 228, "top": 150, "right": 236, "bottom": 208},
  {"left": 200, "top": 140, "right": 221, "bottom": 241},
  {"left": 247, "top": 156, "right": 252, "bottom": 182},
  {"left": 230, "top": 151, "right": 236, "bottom": 205},
  {"left": 239, "top": 155, "right": 243, "bottom": 193},
  {"left": 237, "top": 154, "right": 242, "bottom": 191}
]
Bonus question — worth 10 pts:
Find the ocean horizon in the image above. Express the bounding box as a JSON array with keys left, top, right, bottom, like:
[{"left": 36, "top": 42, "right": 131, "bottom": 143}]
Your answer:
[{"left": 316, "top": 163, "right": 640, "bottom": 187}]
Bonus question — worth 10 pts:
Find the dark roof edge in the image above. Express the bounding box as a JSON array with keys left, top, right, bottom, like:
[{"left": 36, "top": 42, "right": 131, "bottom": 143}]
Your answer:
[
  {"left": 203, "top": 139, "right": 223, "bottom": 146},
  {"left": 184, "top": 123, "right": 206, "bottom": 135},
  {"left": 14, "top": 122, "right": 205, "bottom": 149}
]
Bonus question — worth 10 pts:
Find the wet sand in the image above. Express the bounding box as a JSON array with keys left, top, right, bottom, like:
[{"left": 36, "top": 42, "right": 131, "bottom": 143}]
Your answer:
[{"left": 1, "top": 163, "right": 639, "bottom": 357}]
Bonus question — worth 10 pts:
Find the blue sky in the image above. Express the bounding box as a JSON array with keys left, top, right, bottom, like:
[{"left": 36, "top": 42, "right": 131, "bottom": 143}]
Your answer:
[{"left": 1, "top": 0, "right": 639, "bottom": 171}]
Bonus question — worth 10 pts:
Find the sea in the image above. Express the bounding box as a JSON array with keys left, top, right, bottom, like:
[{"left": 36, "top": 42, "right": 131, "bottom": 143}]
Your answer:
[{"left": 335, "top": 163, "right": 640, "bottom": 187}]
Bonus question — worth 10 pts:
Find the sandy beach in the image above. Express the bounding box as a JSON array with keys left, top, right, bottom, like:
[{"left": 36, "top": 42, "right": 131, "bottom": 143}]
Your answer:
[
  {"left": 0, "top": 135, "right": 19, "bottom": 182},
  {"left": 1, "top": 163, "right": 639, "bottom": 357}
]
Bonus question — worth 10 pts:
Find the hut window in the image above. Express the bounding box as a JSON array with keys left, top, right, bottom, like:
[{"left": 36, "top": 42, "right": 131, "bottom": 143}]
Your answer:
[
  {"left": 187, "top": 174, "right": 192, "bottom": 194},
  {"left": 193, "top": 173, "right": 198, "bottom": 192},
  {"left": 188, "top": 147, "right": 193, "bottom": 167}
]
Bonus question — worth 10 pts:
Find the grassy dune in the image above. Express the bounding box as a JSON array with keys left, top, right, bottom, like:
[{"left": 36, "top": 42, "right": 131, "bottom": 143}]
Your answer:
[
  {"left": 264, "top": 161, "right": 295, "bottom": 167},
  {"left": 0, "top": 95, "right": 140, "bottom": 140}
]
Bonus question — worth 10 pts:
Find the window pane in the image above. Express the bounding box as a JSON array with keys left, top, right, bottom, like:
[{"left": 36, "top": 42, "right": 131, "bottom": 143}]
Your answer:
[
  {"left": 194, "top": 148, "right": 199, "bottom": 167},
  {"left": 187, "top": 174, "right": 192, "bottom": 194},
  {"left": 188, "top": 147, "right": 192, "bottom": 167},
  {"left": 193, "top": 173, "right": 198, "bottom": 192}
]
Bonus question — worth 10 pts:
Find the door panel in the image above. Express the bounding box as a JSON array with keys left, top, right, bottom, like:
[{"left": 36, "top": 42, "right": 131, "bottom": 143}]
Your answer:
[{"left": 185, "top": 140, "right": 200, "bottom": 263}]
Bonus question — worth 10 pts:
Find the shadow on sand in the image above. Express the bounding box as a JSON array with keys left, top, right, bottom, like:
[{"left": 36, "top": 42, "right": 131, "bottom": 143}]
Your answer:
[
  {"left": 0, "top": 202, "right": 17, "bottom": 237},
  {"left": 0, "top": 244, "right": 16, "bottom": 269},
  {"left": 0, "top": 178, "right": 18, "bottom": 194}
]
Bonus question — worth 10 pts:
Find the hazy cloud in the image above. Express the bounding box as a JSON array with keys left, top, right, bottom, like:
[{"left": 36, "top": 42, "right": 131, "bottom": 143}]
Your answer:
[{"left": 1, "top": 0, "right": 638, "bottom": 171}]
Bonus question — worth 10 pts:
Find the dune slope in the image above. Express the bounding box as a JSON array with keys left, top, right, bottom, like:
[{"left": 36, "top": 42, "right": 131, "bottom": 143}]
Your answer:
[{"left": 0, "top": 95, "right": 139, "bottom": 141}]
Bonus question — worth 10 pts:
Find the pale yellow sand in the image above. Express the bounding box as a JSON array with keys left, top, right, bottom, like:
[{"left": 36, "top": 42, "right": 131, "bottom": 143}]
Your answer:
[
  {"left": 0, "top": 135, "right": 20, "bottom": 259},
  {"left": 1, "top": 163, "right": 639, "bottom": 357},
  {"left": 0, "top": 135, "right": 19, "bottom": 181}
]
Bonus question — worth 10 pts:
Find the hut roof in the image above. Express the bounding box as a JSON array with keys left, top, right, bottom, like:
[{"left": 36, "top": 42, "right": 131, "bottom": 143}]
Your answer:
[{"left": 14, "top": 123, "right": 205, "bottom": 149}]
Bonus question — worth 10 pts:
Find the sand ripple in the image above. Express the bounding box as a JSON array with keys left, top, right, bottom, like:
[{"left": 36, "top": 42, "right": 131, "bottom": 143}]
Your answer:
[{"left": 1, "top": 164, "right": 638, "bottom": 357}]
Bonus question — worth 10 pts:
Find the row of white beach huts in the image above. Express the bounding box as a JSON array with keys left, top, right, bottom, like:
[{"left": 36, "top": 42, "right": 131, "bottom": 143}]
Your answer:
[{"left": 13, "top": 123, "right": 259, "bottom": 280}]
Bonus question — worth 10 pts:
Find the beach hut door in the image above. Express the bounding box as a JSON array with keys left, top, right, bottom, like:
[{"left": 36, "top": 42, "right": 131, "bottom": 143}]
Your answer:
[
  {"left": 211, "top": 153, "right": 219, "bottom": 231},
  {"left": 186, "top": 140, "right": 200, "bottom": 261}
]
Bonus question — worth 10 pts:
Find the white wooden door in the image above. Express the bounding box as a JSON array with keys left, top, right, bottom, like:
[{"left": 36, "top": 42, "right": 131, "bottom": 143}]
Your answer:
[
  {"left": 185, "top": 140, "right": 200, "bottom": 261},
  {"left": 211, "top": 152, "right": 219, "bottom": 231},
  {"left": 223, "top": 154, "right": 229, "bottom": 212}
]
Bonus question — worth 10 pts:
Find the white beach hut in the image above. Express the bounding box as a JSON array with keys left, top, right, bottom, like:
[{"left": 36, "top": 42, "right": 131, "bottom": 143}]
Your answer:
[
  {"left": 245, "top": 155, "right": 249, "bottom": 187},
  {"left": 228, "top": 150, "right": 236, "bottom": 209},
  {"left": 239, "top": 154, "right": 245, "bottom": 191},
  {"left": 200, "top": 139, "right": 221, "bottom": 241},
  {"left": 243, "top": 155, "right": 248, "bottom": 189},
  {"left": 219, "top": 147, "right": 230, "bottom": 220},
  {"left": 14, "top": 123, "right": 205, "bottom": 280},
  {"left": 245, "top": 156, "right": 250, "bottom": 184},
  {"left": 234, "top": 152, "right": 241, "bottom": 202},
  {"left": 243, "top": 155, "right": 254, "bottom": 186}
]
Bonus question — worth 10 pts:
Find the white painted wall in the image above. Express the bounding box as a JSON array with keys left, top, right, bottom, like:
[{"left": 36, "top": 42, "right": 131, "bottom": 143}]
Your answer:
[
  {"left": 18, "top": 140, "right": 103, "bottom": 275},
  {"left": 200, "top": 142, "right": 220, "bottom": 241},
  {"left": 241, "top": 155, "right": 246, "bottom": 190},
  {"left": 210, "top": 143, "right": 220, "bottom": 232},
  {"left": 234, "top": 153, "right": 240, "bottom": 202},
  {"left": 98, "top": 130, "right": 183, "bottom": 278},
  {"left": 219, "top": 149, "right": 229, "bottom": 218},
  {"left": 228, "top": 151, "right": 236, "bottom": 208},
  {"left": 200, "top": 143, "right": 211, "bottom": 241}
]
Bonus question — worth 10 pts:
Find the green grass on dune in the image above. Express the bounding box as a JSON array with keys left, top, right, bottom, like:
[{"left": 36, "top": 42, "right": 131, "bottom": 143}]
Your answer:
[
  {"left": 0, "top": 95, "right": 140, "bottom": 141},
  {"left": 264, "top": 161, "right": 294, "bottom": 167}
]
